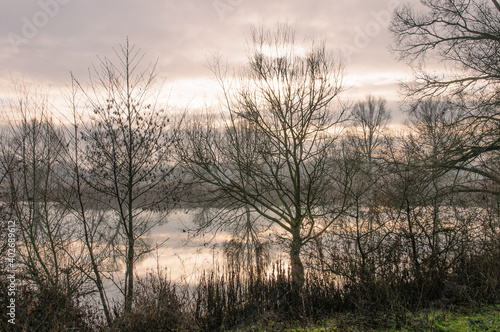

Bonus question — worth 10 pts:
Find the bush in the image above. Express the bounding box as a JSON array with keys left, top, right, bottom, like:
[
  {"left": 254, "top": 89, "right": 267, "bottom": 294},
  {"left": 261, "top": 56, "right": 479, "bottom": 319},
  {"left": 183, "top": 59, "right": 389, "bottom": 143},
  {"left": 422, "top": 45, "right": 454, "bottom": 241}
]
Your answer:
[
  {"left": 0, "top": 278, "right": 92, "bottom": 332},
  {"left": 106, "top": 268, "right": 193, "bottom": 332}
]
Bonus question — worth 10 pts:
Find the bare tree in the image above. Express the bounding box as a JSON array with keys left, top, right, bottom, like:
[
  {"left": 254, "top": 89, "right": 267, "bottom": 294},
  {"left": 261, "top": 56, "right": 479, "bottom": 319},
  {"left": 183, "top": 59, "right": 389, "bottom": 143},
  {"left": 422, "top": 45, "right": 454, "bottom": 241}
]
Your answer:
[
  {"left": 349, "top": 95, "right": 390, "bottom": 166},
  {"left": 1, "top": 82, "right": 90, "bottom": 297},
  {"left": 338, "top": 95, "right": 391, "bottom": 281},
  {"left": 73, "top": 40, "right": 181, "bottom": 313},
  {"left": 404, "top": 99, "right": 464, "bottom": 274},
  {"left": 179, "top": 24, "right": 348, "bottom": 289},
  {"left": 391, "top": 1, "right": 500, "bottom": 290}
]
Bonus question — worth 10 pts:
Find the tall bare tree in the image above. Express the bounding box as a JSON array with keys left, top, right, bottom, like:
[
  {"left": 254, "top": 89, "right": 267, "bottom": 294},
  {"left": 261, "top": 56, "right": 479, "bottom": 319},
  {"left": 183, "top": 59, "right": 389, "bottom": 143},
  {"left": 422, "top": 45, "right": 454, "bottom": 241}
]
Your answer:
[
  {"left": 179, "top": 24, "right": 348, "bottom": 289},
  {"left": 73, "top": 40, "right": 181, "bottom": 313}
]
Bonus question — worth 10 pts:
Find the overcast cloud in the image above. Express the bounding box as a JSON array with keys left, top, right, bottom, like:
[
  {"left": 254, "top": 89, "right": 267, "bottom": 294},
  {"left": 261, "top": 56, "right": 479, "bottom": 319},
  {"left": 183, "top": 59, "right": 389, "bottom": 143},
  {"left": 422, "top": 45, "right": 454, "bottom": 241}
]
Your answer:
[{"left": 0, "top": 0, "right": 414, "bottom": 121}]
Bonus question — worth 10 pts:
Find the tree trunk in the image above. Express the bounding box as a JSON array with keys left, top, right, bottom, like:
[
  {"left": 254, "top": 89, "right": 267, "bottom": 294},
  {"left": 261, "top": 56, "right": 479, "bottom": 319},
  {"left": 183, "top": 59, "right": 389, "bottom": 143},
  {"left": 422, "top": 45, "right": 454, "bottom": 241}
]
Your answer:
[
  {"left": 124, "top": 235, "right": 134, "bottom": 313},
  {"left": 290, "top": 229, "right": 304, "bottom": 290},
  {"left": 406, "top": 199, "right": 421, "bottom": 282}
]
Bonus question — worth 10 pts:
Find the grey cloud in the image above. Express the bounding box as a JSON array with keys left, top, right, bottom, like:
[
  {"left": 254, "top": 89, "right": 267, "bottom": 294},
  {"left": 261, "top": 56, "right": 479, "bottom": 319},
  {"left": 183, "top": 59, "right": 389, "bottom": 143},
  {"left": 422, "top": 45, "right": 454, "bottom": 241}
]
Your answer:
[{"left": 1, "top": 0, "right": 411, "bottom": 105}]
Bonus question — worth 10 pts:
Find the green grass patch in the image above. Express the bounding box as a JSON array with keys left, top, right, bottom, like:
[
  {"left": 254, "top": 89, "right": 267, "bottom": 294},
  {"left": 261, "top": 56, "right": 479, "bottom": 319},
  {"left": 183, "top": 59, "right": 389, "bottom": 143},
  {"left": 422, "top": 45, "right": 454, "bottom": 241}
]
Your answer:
[
  {"left": 233, "top": 305, "right": 500, "bottom": 331},
  {"left": 396, "top": 305, "right": 500, "bottom": 332}
]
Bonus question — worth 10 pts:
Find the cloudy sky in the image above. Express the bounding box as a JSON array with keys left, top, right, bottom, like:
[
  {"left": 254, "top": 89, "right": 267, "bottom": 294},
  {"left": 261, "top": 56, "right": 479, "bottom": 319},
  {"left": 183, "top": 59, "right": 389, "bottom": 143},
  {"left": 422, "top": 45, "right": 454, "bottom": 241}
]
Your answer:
[{"left": 1, "top": 0, "right": 414, "bottom": 122}]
